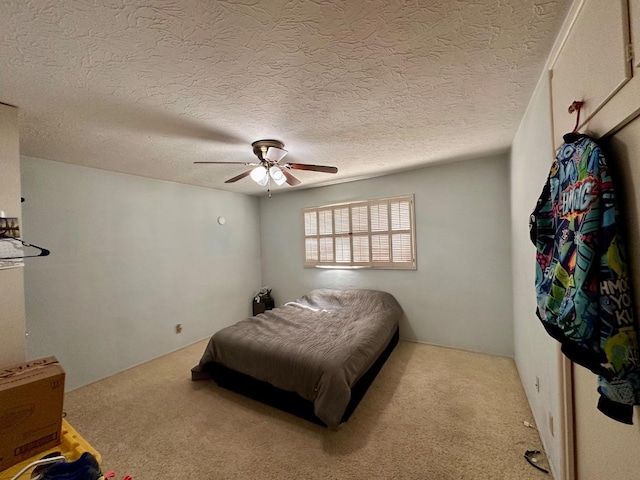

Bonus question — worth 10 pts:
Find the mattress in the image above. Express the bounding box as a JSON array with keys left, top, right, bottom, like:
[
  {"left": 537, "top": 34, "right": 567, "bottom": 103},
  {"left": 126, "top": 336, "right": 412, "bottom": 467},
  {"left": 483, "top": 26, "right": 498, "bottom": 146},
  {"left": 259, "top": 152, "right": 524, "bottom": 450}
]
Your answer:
[{"left": 192, "top": 288, "right": 402, "bottom": 428}]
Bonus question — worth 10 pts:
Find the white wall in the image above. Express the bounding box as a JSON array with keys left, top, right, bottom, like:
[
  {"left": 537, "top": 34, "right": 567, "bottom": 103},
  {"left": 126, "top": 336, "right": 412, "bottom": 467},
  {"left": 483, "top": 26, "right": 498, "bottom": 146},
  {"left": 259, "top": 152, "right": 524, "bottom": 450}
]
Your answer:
[
  {"left": 20, "top": 156, "right": 262, "bottom": 390},
  {"left": 0, "top": 103, "right": 26, "bottom": 367},
  {"left": 510, "top": 73, "right": 563, "bottom": 479},
  {"left": 260, "top": 154, "right": 514, "bottom": 356}
]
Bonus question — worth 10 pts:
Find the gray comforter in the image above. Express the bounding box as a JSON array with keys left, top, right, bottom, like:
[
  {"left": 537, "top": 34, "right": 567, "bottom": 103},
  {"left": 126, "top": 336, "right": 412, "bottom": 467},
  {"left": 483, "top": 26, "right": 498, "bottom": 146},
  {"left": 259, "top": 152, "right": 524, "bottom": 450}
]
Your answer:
[{"left": 192, "top": 288, "right": 402, "bottom": 428}]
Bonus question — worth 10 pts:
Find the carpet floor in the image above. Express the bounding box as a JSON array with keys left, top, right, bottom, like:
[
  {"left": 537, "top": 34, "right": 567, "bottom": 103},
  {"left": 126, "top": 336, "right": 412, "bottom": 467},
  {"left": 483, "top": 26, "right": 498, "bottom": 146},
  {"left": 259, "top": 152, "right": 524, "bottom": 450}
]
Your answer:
[{"left": 64, "top": 339, "right": 548, "bottom": 479}]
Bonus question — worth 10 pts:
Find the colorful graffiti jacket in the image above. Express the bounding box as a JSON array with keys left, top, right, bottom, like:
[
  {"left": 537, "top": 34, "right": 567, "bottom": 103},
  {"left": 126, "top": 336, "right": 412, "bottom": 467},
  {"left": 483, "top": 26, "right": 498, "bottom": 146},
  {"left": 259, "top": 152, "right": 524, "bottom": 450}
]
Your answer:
[{"left": 530, "top": 134, "right": 640, "bottom": 424}]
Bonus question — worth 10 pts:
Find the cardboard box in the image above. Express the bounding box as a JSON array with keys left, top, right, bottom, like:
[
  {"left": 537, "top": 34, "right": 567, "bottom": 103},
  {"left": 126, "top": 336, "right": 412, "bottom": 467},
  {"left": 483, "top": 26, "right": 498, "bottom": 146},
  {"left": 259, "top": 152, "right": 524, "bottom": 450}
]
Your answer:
[
  {"left": 0, "top": 420, "right": 101, "bottom": 480},
  {"left": 0, "top": 356, "right": 65, "bottom": 472}
]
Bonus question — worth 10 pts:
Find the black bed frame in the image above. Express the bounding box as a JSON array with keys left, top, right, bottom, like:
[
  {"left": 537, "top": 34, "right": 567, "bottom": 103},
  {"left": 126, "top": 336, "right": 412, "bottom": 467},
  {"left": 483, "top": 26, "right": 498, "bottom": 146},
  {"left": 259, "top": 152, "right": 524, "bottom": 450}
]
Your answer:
[{"left": 207, "top": 327, "right": 400, "bottom": 427}]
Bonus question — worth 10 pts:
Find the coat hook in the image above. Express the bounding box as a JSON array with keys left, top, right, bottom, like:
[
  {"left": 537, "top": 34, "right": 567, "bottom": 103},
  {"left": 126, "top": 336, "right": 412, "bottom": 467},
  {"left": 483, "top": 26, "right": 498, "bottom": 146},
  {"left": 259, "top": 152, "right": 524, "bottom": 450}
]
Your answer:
[
  {"left": 568, "top": 100, "right": 584, "bottom": 114},
  {"left": 568, "top": 101, "right": 584, "bottom": 133}
]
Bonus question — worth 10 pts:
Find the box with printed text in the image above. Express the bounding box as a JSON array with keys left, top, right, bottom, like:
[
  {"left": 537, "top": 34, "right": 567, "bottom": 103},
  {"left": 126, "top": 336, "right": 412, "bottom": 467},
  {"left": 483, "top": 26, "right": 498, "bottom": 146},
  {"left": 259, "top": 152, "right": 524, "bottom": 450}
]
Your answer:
[{"left": 0, "top": 356, "right": 65, "bottom": 472}]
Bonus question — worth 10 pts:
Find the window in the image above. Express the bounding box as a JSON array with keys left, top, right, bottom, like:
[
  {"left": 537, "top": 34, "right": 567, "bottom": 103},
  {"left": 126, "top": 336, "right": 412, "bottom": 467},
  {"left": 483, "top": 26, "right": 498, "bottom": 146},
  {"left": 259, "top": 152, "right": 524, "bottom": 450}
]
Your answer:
[{"left": 303, "top": 195, "right": 416, "bottom": 269}]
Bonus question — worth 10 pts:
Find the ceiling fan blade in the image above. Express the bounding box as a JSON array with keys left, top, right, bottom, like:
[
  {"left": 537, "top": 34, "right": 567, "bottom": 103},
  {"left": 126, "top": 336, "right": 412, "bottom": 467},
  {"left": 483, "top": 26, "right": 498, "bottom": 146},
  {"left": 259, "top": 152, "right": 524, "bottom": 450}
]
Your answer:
[
  {"left": 224, "top": 170, "right": 253, "bottom": 183},
  {"left": 282, "top": 169, "right": 302, "bottom": 186},
  {"left": 194, "top": 161, "right": 255, "bottom": 165},
  {"left": 286, "top": 163, "right": 338, "bottom": 174}
]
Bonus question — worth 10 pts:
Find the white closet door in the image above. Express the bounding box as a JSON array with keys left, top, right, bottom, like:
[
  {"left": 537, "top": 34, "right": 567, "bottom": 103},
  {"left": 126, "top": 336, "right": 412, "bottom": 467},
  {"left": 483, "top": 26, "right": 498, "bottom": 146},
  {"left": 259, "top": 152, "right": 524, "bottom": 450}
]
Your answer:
[
  {"left": 573, "top": 117, "right": 640, "bottom": 480},
  {"left": 551, "top": 0, "right": 631, "bottom": 147}
]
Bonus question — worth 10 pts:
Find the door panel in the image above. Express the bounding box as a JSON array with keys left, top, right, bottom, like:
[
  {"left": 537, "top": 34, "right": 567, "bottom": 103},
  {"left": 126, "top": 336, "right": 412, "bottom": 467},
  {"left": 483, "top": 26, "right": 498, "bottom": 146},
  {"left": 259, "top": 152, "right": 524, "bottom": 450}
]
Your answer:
[
  {"left": 572, "top": 117, "right": 640, "bottom": 480},
  {"left": 551, "top": 0, "right": 631, "bottom": 146}
]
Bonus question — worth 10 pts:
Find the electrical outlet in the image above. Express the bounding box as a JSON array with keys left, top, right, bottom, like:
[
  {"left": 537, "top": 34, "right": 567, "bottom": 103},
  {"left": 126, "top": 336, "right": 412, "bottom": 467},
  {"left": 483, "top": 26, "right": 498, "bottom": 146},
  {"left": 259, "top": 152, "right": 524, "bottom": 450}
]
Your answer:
[
  {"left": 175, "top": 324, "right": 183, "bottom": 334},
  {"left": 535, "top": 376, "right": 540, "bottom": 392}
]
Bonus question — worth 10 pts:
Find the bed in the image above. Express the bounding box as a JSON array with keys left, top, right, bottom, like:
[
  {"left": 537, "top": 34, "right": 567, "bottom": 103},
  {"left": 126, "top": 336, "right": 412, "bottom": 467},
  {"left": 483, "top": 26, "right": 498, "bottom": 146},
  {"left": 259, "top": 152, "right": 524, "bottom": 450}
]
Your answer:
[{"left": 191, "top": 288, "right": 402, "bottom": 428}]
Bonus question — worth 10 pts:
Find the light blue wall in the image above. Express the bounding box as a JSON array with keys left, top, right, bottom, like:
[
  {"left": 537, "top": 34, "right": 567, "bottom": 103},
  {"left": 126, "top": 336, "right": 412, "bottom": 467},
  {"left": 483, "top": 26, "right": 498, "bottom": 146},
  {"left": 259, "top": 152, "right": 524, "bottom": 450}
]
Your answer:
[
  {"left": 259, "top": 154, "right": 515, "bottom": 356},
  {"left": 510, "top": 73, "right": 562, "bottom": 478},
  {"left": 21, "top": 156, "right": 262, "bottom": 390},
  {"left": 19, "top": 151, "right": 514, "bottom": 388}
]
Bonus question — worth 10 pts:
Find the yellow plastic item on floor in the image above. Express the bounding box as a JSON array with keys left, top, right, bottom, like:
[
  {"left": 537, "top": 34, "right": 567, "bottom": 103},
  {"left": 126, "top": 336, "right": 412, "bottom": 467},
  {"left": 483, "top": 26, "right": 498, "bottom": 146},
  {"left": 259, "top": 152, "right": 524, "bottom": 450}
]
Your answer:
[{"left": 0, "top": 419, "right": 101, "bottom": 480}]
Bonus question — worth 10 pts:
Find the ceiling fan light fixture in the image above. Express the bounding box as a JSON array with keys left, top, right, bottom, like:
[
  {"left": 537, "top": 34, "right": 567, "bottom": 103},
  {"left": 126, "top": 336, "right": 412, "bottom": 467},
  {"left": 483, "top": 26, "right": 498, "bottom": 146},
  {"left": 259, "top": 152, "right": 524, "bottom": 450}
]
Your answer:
[
  {"left": 250, "top": 166, "right": 268, "bottom": 186},
  {"left": 265, "top": 146, "right": 288, "bottom": 163},
  {"left": 269, "top": 166, "right": 286, "bottom": 186},
  {"left": 196, "top": 139, "right": 335, "bottom": 191}
]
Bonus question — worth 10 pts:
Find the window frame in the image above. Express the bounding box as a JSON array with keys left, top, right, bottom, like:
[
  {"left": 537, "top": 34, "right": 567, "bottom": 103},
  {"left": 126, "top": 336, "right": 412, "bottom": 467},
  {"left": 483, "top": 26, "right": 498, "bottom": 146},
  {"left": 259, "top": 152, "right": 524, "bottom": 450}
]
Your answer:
[{"left": 303, "top": 194, "right": 417, "bottom": 270}]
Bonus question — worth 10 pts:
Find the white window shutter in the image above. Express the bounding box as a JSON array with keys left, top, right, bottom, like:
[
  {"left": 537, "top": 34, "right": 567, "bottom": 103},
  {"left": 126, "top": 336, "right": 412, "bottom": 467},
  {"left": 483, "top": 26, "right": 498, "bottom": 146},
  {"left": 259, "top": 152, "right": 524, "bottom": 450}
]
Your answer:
[
  {"left": 319, "top": 237, "right": 334, "bottom": 262},
  {"left": 305, "top": 238, "right": 318, "bottom": 261},
  {"left": 335, "top": 236, "right": 351, "bottom": 262},
  {"left": 319, "top": 209, "right": 333, "bottom": 235},
  {"left": 370, "top": 201, "right": 389, "bottom": 232},
  {"left": 334, "top": 207, "right": 350, "bottom": 234},
  {"left": 303, "top": 195, "right": 414, "bottom": 269},
  {"left": 391, "top": 200, "right": 411, "bottom": 231},
  {"left": 392, "top": 233, "right": 412, "bottom": 262},
  {"left": 352, "top": 235, "right": 370, "bottom": 262},
  {"left": 304, "top": 211, "right": 317, "bottom": 236},
  {"left": 371, "top": 234, "right": 390, "bottom": 262},
  {"left": 351, "top": 204, "right": 369, "bottom": 233}
]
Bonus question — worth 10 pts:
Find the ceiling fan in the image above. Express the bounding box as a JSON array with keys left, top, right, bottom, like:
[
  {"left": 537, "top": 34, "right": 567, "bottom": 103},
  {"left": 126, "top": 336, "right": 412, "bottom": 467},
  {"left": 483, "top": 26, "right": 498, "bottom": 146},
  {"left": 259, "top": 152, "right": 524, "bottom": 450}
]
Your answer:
[{"left": 194, "top": 139, "right": 338, "bottom": 191}]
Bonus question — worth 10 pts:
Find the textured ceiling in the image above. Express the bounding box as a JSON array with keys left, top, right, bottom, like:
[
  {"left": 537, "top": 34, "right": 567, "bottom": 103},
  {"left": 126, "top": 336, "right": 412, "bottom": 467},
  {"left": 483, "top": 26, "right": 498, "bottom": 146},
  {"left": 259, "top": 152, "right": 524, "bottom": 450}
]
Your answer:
[{"left": 0, "top": 0, "right": 571, "bottom": 195}]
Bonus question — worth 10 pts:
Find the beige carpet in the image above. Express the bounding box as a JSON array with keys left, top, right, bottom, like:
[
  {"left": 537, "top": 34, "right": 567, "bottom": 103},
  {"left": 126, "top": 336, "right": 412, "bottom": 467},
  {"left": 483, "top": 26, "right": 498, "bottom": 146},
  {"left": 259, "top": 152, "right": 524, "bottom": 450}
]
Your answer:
[{"left": 64, "top": 340, "right": 548, "bottom": 479}]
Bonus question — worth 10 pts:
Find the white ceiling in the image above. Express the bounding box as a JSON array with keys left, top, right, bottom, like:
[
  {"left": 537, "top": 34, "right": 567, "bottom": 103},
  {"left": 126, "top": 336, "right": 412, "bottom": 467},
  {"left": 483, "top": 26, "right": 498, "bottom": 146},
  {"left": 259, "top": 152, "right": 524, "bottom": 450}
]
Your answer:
[{"left": 0, "top": 0, "right": 571, "bottom": 196}]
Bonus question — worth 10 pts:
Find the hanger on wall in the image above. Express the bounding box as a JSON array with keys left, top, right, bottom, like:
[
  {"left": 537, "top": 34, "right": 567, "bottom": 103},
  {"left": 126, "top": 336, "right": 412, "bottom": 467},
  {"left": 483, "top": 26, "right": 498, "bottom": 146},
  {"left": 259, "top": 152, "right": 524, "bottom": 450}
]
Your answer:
[
  {"left": 0, "top": 237, "right": 50, "bottom": 260},
  {"left": 563, "top": 100, "right": 585, "bottom": 143},
  {"left": 0, "top": 204, "right": 50, "bottom": 261}
]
